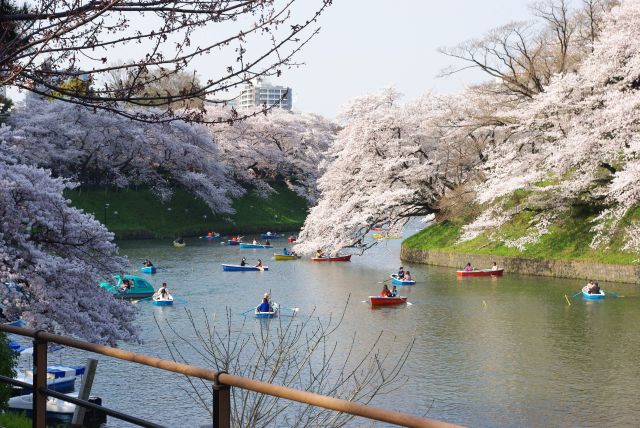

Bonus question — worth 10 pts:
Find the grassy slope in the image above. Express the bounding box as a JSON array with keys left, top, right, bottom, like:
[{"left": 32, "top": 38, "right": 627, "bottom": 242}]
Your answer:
[
  {"left": 404, "top": 204, "right": 640, "bottom": 265},
  {"left": 66, "top": 184, "right": 309, "bottom": 239},
  {"left": 0, "top": 412, "right": 32, "bottom": 428}
]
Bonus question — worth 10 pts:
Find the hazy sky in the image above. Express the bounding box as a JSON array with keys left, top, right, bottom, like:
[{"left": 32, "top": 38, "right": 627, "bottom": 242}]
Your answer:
[
  {"left": 7, "top": 0, "right": 535, "bottom": 118},
  {"left": 282, "top": 0, "right": 534, "bottom": 116}
]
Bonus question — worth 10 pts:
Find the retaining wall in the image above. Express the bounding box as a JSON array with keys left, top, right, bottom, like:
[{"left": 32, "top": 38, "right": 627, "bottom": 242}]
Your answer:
[{"left": 400, "top": 246, "right": 640, "bottom": 284}]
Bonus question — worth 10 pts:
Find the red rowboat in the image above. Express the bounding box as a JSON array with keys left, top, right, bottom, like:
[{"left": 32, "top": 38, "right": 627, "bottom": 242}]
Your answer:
[
  {"left": 311, "top": 255, "right": 352, "bottom": 262},
  {"left": 369, "top": 296, "right": 407, "bottom": 306},
  {"left": 456, "top": 269, "right": 504, "bottom": 277},
  {"left": 287, "top": 236, "right": 297, "bottom": 243}
]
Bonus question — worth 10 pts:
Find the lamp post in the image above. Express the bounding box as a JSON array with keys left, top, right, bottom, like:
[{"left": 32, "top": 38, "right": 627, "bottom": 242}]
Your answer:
[{"left": 104, "top": 203, "right": 110, "bottom": 225}]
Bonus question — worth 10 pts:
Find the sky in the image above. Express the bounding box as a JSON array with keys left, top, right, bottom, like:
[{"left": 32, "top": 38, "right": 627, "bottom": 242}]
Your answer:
[
  {"left": 282, "top": 0, "right": 534, "bottom": 117},
  {"left": 6, "top": 0, "right": 535, "bottom": 118}
]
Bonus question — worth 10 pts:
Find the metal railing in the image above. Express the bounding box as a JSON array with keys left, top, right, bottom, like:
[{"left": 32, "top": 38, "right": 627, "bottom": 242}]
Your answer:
[{"left": 0, "top": 324, "right": 463, "bottom": 428}]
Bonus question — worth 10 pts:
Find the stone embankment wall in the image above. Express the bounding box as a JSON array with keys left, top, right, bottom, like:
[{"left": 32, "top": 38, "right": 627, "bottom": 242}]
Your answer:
[{"left": 401, "top": 246, "right": 640, "bottom": 284}]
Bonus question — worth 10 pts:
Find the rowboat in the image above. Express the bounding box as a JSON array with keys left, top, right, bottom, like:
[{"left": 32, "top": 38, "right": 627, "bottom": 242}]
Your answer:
[
  {"left": 99, "top": 275, "right": 155, "bottom": 299},
  {"left": 369, "top": 296, "right": 407, "bottom": 306},
  {"left": 222, "top": 264, "right": 269, "bottom": 271},
  {"left": 456, "top": 269, "right": 504, "bottom": 277},
  {"left": 140, "top": 266, "right": 156, "bottom": 274},
  {"left": 227, "top": 240, "right": 242, "bottom": 245},
  {"left": 14, "top": 365, "right": 86, "bottom": 396},
  {"left": 390, "top": 274, "right": 415, "bottom": 286},
  {"left": 311, "top": 255, "right": 352, "bottom": 262},
  {"left": 274, "top": 253, "right": 300, "bottom": 261},
  {"left": 239, "top": 243, "right": 274, "bottom": 249},
  {"left": 261, "top": 232, "right": 280, "bottom": 239},
  {"left": 255, "top": 302, "right": 279, "bottom": 318},
  {"left": 199, "top": 234, "right": 220, "bottom": 239},
  {"left": 373, "top": 234, "right": 402, "bottom": 239},
  {"left": 288, "top": 236, "right": 297, "bottom": 243},
  {"left": 153, "top": 293, "right": 174, "bottom": 306},
  {"left": 173, "top": 241, "right": 186, "bottom": 248},
  {"left": 8, "top": 392, "right": 106, "bottom": 425},
  {"left": 582, "top": 288, "right": 605, "bottom": 300}
]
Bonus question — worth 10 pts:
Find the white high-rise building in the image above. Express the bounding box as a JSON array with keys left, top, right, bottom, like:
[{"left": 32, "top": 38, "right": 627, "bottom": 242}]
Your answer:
[{"left": 238, "top": 77, "right": 292, "bottom": 110}]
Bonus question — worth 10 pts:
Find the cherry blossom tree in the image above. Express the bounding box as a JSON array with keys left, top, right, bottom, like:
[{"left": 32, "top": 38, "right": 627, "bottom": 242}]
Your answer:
[
  {"left": 0, "top": 140, "right": 137, "bottom": 345},
  {"left": 207, "top": 107, "right": 337, "bottom": 202},
  {"left": 5, "top": 95, "right": 242, "bottom": 213},
  {"left": 1, "top": 0, "right": 331, "bottom": 122}
]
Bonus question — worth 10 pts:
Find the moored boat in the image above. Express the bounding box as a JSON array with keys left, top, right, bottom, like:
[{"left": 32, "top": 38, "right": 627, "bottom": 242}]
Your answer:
[
  {"left": 153, "top": 293, "right": 174, "bottom": 306},
  {"left": 274, "top": 253, "right": 299, "bottom": 260},
  {"left": 582, "top": 288, "right": 605, "bottom": 300},
  {"left": 222, "top": 264, "right": 269, "bottom": 271},
  {"left": 13, "top": 365, "right": 86, "bottom": 396},
  {"left": 311, "top": 255, "right": 352, "bottom": 262},
  {"left": 456, "top": 269, "right": 504, "bottom": 277},
  {"left": 369, "top": 296, "right": 407, "bottom": 306},
  {"left": 140, "top": 265, "right": 156, "bottom": 274},
  {"left": 373, "top": 234, "right": 402, "bottom": 239},
  {"left": 8, "top": 392, "right": 106, "bottom": 425},
  {"left": 390, "top": 274, "right": 416, "bottom": 286},
  {"left": 239, "top": 243, "right": 274, "bottom": 249},
  {"left": 99, "top": 275, "right": 155, "bottom": 299},
  {"left": 255, "top": 302, "right": 279, "bottom": 318}
]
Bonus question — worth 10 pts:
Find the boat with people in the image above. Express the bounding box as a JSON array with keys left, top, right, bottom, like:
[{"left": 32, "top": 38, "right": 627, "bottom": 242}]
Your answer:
[
  {"left": 255, "top": 302, "right": 279, "bottom": 318},
  {"left": 287, "top": 235, "right": 297, "bottom": 243},
  {"left": 369, "top": 296, "right": 408, "bottom": 306},
  {"left": 140, "top": 265, "right": 156, "bottom": 274},
  {"left": 390, "top": 274, "right": 416, "bottom": 286},
  {"left": 222, "top": 264, "right": 269, "bottom": 271},
  {"left": 274, "top": 254, "right": 300, "bottom": 260},
  {"left": 173, "top": 241, "right": 186, "bottom": 248},
  {"left": 99, "top": 275, "right": 155, "bottom": 299},
  {"left": 311, "top": 255, "right": 352, "bottom": 262},
  {"left": 153, "top": 293, "right": 174, "bottom": 306},
  {"left": 261, "top": 232, "right": 280, "bottom": 239},
  {"left": 456, "top": 268, "right": 504, "bottom": 277},
  {"left": 199, "top": 232, "right": 221, "bottom": 239},
  {"left": 239, "top": 243, "right": 274, "bottom": 249},
  {"left": 8, "top": 392, "right": 106, "bottom": 425}
]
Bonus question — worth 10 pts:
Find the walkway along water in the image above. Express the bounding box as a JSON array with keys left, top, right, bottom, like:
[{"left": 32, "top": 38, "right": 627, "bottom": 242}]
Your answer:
[{"left": 0, "top": 324, "right": 462, "bottom": 428}]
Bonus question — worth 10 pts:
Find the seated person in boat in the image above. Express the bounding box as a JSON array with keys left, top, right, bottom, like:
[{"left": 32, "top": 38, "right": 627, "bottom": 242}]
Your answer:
[
  {"left": 391, "top": 286, "right": 398, "bottom": 297},
  {"left": 464, "top": 262, "right": 473, "bottom": 272},
  {"left": 231, "top": 236, "right": 238, "bottom": 241},
  {"left": 283, "top": 247, "right": 289, "bottom": 255},
  {"left": 397, "top": 266, "right": 405, "bottom": 279},
  {"left": 256, "top": 259, "right": 263, "bottom": 268},
  {"left": 119, "top": 278, "right": 132, "bottom": 292},
  {"left": 315, "top": 249, "right": 325, "bottom": 258},
  {"left": 159, "top": 282, "right": 169, "bottom": 298},
  {"left": 589, "top": 281, "right": 601, "bottom": 294},
  {"left": 240, "top": 257, "right": 247, "bottom": 266},
  {"left": 175, "top": 237, "right": 184, "bottom": 244},
  {"left": 403, "top": 271, "right": 412, "bottom": 281},
  {"left": 143, "top": 259, "right": 153, "bottom": 267},
  {"left": 257, "top": 293, "right": 272, "bottom": 312},
  {"left": 381, "top": 284, "right": 392, "bottom": 297},
  {"left": 253, "top": 239, "right": 258, "bottom": 245},
  {"left": 207, "top": 232, "right": 213, "bottom": 237},
  {"left": 491, "top": 262, "right": 499, "bottom": 271},
  {"left": 265, "top": 239, "right": 271, "bottom": 246}
]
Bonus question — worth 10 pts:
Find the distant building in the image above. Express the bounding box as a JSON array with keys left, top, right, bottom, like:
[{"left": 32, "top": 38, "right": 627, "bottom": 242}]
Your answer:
[{"left": 238, "top": 77, "right": 292, "bottom": 110}]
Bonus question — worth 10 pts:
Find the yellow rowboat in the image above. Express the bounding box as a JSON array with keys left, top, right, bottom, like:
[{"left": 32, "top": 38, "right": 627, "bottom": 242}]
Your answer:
[
  {"left": 274, "top": 254, "right": 300, "bottom": 261},
  {"left": 173, "top": 242, "right": 186, "bottom": 248},
  {"left": 373, "top": 234, "right": 402, "bottom": 239}
]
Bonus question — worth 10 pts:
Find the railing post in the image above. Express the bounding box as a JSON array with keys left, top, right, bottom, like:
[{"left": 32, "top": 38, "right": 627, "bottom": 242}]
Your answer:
[
  {"left": 32, "top": 330, "right": 48, "bottom": 428},
  {"left": 212, "top": 372, "right": 230, "bottom": 428}
]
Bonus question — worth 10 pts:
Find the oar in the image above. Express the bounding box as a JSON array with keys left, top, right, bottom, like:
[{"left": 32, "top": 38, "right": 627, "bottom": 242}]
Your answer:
[
  {"left": 571, "top": 290, "right": 583, "bottom": 298},
  {"left": 604, "top": 290, "right": 623, "bottom": 298},
  {"left": 173, "top": 296, "right": 188, "bottom": 304},
  {"left": 239, "top": 307, "right": 255, "bottom": 316},
  {"left": 281, "top": 306, "right": 299, "bottom": 313}
]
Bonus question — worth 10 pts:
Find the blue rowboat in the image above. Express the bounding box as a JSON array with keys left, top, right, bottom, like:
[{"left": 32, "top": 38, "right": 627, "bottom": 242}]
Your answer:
[
  {"left": 390, "top": 274, "right": 416, "bottom": 286},
  {"left": 153, "top": 293, "right": 174, "bottom": 306},
  {"left": 255, "top": 302, "right": 279, "bottom": 318},
  {"left": 239, "top": 243, "right": 274, "bottom": 249},
  {"left": 582, "top": 289, "right": 605, "bottom": 300},
  {"left": 140, "top": 266, "right": 156, "bottom": 274},
  {"left": 14, "top": 365, "right": 85, "bottom": 395},
  {"left": 222, "top": 264, "right": 269, "bottom": 271},
  {"left": 227, "top": 240, "right": 242, "bottom": 245},
  {"left": 261, "top": 233, "right": 280, "bottom": 239}
]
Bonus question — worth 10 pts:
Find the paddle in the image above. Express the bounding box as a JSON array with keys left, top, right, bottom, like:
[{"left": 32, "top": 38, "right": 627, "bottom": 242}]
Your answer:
[
  {"left": 173, "top": 296, "right": 188, "bottom": 304},
  {"left": 239, "top": 307, "right": 256, "bottom": 316},
  {"left": 604, "top": 290, "right": 623, "bottom": 298},
  {"left": 571, "top": 290, "right": 583, "bottom": 298}
]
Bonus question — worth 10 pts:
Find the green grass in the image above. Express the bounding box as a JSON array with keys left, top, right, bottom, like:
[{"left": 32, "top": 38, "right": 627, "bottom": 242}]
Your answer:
[
  {"left": 66, "top": 183, "right": 309, "bottom": 239},
  {"left": 0, "top": 412, "right": 33, "bottom": 428},
  {"left": 404, "top": 204, "right": 640, "bottom": 265}
]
